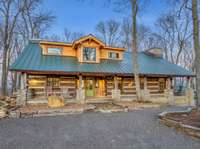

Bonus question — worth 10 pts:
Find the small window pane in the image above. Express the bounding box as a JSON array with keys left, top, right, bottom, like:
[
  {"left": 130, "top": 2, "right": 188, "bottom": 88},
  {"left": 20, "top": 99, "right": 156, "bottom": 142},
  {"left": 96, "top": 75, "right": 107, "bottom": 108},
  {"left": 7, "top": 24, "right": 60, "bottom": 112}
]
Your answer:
[
  {"left": 47, "top": 48, "right": 62, "bottom": 55},
  {"left": 109, "top": 52, "right": 119, "bottom": 59},
  {"left": 83, "top": 47, "right": 96, "bottom": 61}
]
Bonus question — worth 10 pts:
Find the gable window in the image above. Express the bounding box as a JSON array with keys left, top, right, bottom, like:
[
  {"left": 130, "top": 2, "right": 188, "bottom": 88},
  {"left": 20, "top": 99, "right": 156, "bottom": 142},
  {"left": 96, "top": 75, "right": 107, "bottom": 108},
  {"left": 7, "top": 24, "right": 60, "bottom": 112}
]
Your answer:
[
  {"left": 108, "top": 52, "right": 119, "bottom": 59},
  {"left": 83, "top": 47, "right": 96, "bottom": 62},
  {"left": 47, "top": 47, "right": 62, "bottom": 55}
]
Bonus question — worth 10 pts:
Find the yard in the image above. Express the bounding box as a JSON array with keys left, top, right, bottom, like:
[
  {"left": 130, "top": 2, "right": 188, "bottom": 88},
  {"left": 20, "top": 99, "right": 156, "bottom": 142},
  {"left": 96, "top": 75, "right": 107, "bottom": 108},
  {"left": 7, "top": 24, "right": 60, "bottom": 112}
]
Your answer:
[{"left": 0, "top": 107, "right": 200, "bottom": 149}]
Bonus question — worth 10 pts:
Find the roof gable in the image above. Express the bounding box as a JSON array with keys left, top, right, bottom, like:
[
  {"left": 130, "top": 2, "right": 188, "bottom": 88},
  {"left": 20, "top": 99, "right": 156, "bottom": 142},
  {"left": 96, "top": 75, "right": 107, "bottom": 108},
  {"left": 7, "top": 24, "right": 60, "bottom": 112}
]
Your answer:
[{"left": 72, "top": 34, "right": 105, "bottom": 48}]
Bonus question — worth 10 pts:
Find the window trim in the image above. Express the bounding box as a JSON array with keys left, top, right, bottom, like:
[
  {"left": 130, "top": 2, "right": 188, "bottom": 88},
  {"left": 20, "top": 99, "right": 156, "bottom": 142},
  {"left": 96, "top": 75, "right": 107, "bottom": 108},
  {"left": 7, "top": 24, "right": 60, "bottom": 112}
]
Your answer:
[
  {"left": 47, "top": 47, "right": 62, "bottom": 55},
  {"left": 82, "top": 47, "right": 97, "bottom": 62},
  {"left": 108, "top": 52, "right": 119, "bottom": 59}
]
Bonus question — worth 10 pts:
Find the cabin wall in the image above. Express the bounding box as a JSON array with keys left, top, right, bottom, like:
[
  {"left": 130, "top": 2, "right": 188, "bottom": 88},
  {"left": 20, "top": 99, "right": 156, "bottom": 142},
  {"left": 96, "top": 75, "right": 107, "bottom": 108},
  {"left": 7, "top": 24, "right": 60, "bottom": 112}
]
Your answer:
[
  {"left": 40, "top": 40, "right": 124, "bottom": 63},
  {"left": 147, "top": 77, "right": 166, "bottom": 94},
  {"left": 17, "top": 74, "right": 194, "bottom": 106},
  {"left": 105, "top": 77, "right": 114, "bottom": 96},
  {"left": 77, "top": 40, "right": 101, "bottom": 63},
  {"left": 26, "top": 74, "right": 168, "bottom": 100},
  {"left": 41, "top": 44, "right": 76, "bottom": 57},
  {"left": 100, "top": 49, "right": 123, "bottom": 60},
  {"left": 27, "top": 75, "right": 77, "bottom": 100},
  {"left": 122, "top": 78, "right": 136, "bottom": 95}
]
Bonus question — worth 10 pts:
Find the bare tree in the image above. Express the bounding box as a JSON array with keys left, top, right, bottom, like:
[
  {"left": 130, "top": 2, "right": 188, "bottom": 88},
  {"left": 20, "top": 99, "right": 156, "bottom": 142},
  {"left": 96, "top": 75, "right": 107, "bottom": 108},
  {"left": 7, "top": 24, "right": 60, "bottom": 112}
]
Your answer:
[
  {"left": 95, "top": 19, "right": 120, "bottom": 46},
  {"left": 120, "top": 17, "right": 156, "bottom": 51},
  {"left": 0, "top": 0, "right": 55, "bottom": 95},
  {"left": 64, "top": 28, "right": 84, "bottom": 42},
  {"left": 131, "top": 0, "right": 141, "bottom": 100},
  {"left": 120, "top": 18, "right": 132, "bottom": 50},
  {"left": 137, "top": 24, "right": 152, "bottom": 51},
  {"left": 155, "top": 9, "right": 192, "bottom": 64},
  {"left": 0, "top": 0, "right": 27, "bottom": 95},
  {"left": 192, "top": 0, "right": 200, "bottom": 108}
]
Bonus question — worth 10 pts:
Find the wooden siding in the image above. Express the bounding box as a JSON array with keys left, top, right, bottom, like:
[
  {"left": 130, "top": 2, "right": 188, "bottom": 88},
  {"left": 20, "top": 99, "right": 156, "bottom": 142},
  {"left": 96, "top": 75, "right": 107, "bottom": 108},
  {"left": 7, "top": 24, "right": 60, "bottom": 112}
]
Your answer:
[
  {"left": 147, "top": 77, "right": 166, "bottom": 94},
  {"left": 59, "top": 76, "right": 76, "bottom": 98},
  {"left": 100, "top": 49, "right": 123, "bottom": 60},
  {"left": 27, "top": 75, "right": 76, "bottom": 99},
  {"left": 27, "top": 75, "right": 47, "bottom": 99},
  {"left": 40, "top": 36, "right": 125, "bottom": 63},
  {"left": 122, "top": 78, "right": 136, "bottom": 95},
  {"left": 41, "top": 44, "right": 76, "bottom": 57},
  {"left": 26, "top": 75, "right": 168, "bottom": 100},
  {"left": 77, "top": 40, "right": 101, "bottom": 63},
  {"left": 106, "top": 78, "right": 114, "bottom": 96}
]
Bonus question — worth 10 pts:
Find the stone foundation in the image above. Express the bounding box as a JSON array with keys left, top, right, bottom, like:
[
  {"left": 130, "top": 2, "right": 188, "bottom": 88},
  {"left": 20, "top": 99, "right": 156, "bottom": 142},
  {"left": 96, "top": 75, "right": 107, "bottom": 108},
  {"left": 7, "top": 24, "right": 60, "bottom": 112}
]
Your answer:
[
  {"left": 186, "top": 88, "right": 195, "bottom": 106},
  {"left": 141, "top": 89, "right": 150, "bottom": 102},
  {"left": 164, "top": 89, "right": 174, "bottom": 105},
  {"left": 16, "top": 89, "right": 26, "bottom": 106},
  {"left": 111, "top": 89, "right": 121, "bottom": 100},
  {"left": 76, "top": 89, "right": 85, "bottom": 103}
]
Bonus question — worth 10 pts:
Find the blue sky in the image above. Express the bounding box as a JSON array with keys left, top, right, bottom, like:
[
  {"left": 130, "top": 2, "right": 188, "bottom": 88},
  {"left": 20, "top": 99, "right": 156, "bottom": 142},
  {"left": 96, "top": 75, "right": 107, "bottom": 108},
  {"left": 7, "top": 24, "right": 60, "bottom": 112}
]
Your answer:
[{"left": 42, "top": 0, "right": 170, "bottom": 36}]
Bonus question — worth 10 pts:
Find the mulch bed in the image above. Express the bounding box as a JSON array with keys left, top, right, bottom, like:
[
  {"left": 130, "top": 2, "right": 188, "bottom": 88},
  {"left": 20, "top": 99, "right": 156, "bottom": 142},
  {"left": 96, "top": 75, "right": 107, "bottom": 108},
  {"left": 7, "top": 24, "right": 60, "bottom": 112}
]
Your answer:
[{"left": 166, "top": 110, "right": 200, "bottom": 128}]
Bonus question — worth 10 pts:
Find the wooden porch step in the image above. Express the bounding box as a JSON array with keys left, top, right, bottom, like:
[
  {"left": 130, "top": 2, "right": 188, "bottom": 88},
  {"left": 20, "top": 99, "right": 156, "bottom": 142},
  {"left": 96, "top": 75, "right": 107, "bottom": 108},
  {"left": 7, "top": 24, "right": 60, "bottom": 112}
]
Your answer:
[
  {"left": 86, "top": 99, "right": 113, "bottom": 104},
  {"left": 27, "top": 99, "right": 48, "bottom": 105}
]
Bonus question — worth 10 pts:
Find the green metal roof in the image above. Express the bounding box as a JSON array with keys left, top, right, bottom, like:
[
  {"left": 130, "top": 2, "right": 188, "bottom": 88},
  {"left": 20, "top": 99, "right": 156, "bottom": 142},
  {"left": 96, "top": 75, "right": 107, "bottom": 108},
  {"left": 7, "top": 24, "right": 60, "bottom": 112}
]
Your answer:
[{"left": 10, "top": 42, "right": 193, "bottom": 77}]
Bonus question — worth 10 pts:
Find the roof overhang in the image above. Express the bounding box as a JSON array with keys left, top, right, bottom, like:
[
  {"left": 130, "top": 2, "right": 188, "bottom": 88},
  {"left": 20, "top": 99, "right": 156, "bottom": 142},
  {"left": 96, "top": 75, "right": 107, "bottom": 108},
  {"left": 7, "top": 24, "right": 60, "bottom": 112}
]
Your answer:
[{"left": 9, "top": 69, "right": 195, "bottom": 77}]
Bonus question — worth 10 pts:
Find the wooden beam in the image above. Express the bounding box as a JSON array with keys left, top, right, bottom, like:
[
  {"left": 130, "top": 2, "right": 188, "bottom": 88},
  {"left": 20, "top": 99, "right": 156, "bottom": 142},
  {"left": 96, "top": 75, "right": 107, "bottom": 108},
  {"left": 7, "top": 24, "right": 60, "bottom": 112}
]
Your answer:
[
  {"left": 114, "top": 76, "right": 118, "bottom": 90},
  {"left": 144, "top": 77, "right": 148, "bottom": 91},
  {"left": 186, "top": 77, "right": 191, "bottom": 89},
  {"left": 79, "top": 75, "right": 83, "bottom": 89}
]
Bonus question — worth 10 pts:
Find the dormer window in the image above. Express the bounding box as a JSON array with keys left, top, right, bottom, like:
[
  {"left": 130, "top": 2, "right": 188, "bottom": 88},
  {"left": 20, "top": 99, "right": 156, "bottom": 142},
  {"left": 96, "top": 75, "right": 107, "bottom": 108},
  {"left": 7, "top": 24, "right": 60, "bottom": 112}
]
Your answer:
[
  {"left": 47, "top": 47, "right": 62, "bottom": 55},
  {"left": 83, "top": 47, "right": 96, "bottom": 62},
  {"left": 108, "top": 52, "right": 119, "bottom": 59}
]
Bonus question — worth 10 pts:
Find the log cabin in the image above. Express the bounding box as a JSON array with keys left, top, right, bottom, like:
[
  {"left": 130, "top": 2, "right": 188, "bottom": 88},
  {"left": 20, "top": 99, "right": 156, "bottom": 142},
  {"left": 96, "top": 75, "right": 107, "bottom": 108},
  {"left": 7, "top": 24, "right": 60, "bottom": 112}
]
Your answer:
[{"left": 10, "top": 34, "right": 194, "bottom": 105}]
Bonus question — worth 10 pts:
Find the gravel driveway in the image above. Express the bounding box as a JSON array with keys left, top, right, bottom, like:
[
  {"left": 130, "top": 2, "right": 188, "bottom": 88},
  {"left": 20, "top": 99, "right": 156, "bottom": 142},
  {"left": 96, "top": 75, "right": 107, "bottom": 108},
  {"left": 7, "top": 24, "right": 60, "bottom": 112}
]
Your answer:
[{"left": 0, "top": 107, "right": 200, "bottom": 149}]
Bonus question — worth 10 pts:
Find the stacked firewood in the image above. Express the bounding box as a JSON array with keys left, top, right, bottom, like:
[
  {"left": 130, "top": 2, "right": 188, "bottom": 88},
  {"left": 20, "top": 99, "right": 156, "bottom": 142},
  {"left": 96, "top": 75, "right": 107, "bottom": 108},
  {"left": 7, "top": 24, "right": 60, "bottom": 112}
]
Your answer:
[{"left": 0, "top": 96, "right": 17, "bottom": 118}]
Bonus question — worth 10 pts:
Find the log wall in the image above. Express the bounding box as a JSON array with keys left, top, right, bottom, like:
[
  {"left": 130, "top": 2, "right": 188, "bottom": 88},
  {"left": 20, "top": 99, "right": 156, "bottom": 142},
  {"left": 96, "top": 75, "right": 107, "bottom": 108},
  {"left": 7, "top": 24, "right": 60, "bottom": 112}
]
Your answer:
[
  {"left": 122, "top": 78, "right": 136, "bottom": 95},
  {"left": 106, "top": 78, "right": 114, "bottom": 96},
  {"left": 27, "top": 75, "right": 47, "bottom": 99},
  {"left": 27, "top": 75, "right": 76, "bottom": 99},
  {"left": 27, "top": 75, "right": 168, "bottom": 99},
  {"left": 147, "top": 77, "right": 166, "bottom": 94}
]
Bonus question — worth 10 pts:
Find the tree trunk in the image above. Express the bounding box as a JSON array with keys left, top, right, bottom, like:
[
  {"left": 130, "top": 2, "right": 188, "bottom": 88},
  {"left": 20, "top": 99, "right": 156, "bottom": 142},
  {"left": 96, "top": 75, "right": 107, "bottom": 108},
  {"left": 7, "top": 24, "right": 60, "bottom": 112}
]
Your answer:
[
  {"left": 131, "top": 0, "right": 141, "bottom": 100},
  {"left": 192, "top": 0, "right": 200, "bottom": 109},
  {"left": 1, "top": 46, "right": 8, "bottom": 96},
  {"left": 12, "top": 72, "right": 17, "bottom": 94}
]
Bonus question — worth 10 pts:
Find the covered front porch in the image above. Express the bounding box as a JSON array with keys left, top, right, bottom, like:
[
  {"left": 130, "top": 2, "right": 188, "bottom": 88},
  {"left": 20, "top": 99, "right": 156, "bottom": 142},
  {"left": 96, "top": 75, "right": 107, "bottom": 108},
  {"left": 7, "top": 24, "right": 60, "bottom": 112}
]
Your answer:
[{"left": 15, "top": 72, "right": 195, "bottom": 106}]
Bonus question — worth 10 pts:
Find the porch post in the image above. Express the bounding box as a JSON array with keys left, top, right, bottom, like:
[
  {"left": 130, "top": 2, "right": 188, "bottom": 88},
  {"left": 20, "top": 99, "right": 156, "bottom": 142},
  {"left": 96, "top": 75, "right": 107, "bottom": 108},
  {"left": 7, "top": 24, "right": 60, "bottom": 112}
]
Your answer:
[
  {"left": 17, "top": 73, "right": 27, "bottom": 106},
  {"left": 186, "top": 77, "right": 191, "bottom": 89},
  {"left": 143, "top": 77, "right": 150, "bottom": 101},
  {"left": 76, "top": 75, "right": 85, "bottom": 103},
  {"left": 114, "top": 76, "right": 118, "bottom": 90},
  {"left": 79, "top": 75, "right": 83, "bottom": 89},
  {"left": 112, "top": 76, "right": 121, "bottom": 100},
  {"left": 165, "top": 77, "right": 174, "bottom": 105},
  {"left": 186, "top": 77, "right": 195, "bottom": 106}
]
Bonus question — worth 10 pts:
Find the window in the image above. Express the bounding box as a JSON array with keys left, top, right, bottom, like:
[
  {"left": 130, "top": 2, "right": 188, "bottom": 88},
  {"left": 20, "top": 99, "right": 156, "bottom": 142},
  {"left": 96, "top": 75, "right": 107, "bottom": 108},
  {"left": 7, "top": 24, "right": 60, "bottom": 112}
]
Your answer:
[
  {"left": 159, "top": 78, "right": 165, "bottom": 93},
  {"left": 47, "top": 77, "right": 60, "bottom": 87},
  {"left": 47, "top": 47, "right": 62, "bottom": 55},
  {"left": 108, "top": 52, "right": 119, "bottom": 59},
  {"left": 83, "top": 47, "right": 96, "bottom": 61}
]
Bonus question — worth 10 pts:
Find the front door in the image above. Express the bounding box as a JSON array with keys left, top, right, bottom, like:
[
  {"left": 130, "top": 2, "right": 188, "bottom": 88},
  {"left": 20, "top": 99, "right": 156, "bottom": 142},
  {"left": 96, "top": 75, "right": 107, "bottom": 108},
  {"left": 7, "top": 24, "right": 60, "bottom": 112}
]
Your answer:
[{"left": 85, "top": 79, "right": 94, "bottom": 97}]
